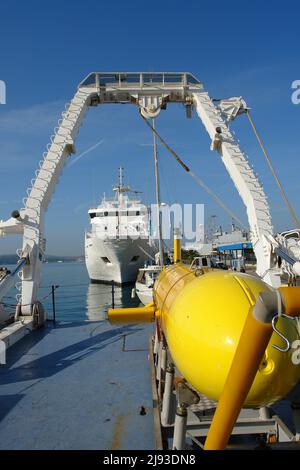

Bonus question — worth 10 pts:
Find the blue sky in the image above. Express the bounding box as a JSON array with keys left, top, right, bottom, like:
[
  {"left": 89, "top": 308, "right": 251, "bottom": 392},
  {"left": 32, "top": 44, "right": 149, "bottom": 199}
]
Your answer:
[{"left": 0, "top": 0, "right": 299, "bottom": 255}]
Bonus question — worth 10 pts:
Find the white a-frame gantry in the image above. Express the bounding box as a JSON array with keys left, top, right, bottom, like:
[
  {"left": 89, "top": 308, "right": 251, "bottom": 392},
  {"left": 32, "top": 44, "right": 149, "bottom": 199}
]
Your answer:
[{"left": 0, "top": 72, "right": 298, "bottom": 316}]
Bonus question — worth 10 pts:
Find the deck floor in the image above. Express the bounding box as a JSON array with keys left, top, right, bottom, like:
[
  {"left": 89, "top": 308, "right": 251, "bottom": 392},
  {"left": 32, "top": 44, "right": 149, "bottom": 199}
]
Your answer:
[{"left": 0, "top": 320, "right": 155, "bottom": 450}]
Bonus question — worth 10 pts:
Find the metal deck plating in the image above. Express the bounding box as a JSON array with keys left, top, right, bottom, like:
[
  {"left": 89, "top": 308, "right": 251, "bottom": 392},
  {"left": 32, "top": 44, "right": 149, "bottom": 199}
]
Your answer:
[{"left": 0, "top": 320, "right": 155, "bottom": 450}]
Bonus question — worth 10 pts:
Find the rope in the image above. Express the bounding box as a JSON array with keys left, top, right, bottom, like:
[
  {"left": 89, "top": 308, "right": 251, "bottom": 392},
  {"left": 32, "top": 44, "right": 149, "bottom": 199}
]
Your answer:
[
  {"left": 40, "top": 283, "right": 89, "bottom": 289},
  {"left": 1, "top": 286, "right": 58, "bottom": 308},
  {"left": 188, "top": 172, "right": 247, "bottom": 230},
  {"left": 1, "top": 283, "right": 115, "bottom": 309},
  {"left": 140, "top": 113, "right": 247, "bottom": 229},
  {"left": 246, "top": 110, "right": 300, "bottom": 228},
  {"left": 137, "top": 244, "right": 156, "bottom": 262},
  {"left": 141, "top": 114, "right": 190, "bottom": 172}
]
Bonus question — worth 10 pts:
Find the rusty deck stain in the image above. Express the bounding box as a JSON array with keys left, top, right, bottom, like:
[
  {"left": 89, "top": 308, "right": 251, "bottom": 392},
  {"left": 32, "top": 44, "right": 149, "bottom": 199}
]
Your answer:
[{"left": 111, "top": 415, "right": 125, "bottom": 449}]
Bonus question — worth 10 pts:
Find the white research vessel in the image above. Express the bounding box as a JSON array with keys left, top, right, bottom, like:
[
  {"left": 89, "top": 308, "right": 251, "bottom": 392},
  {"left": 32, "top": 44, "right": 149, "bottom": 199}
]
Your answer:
[{"left": 85, "top": 167, "right": 154, "bottom": 285}]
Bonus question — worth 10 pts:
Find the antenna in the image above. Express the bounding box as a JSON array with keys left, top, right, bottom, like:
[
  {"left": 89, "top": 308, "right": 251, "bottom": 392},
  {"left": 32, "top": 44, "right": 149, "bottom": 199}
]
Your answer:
[
  {"left": 209, "top": 214, "right": 217, "bottom": 237},
  {"left": 152, "top": 119, "right": 164, "bottom": 266},
  {"left": 119, "top": 166, "right": 124, "bottom": 188}
]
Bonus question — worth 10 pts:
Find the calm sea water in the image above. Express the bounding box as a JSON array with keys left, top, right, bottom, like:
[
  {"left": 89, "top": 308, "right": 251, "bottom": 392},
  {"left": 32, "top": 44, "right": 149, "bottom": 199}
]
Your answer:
[{"left": 5, "top": 262, "right": 140, "bottom": 322}]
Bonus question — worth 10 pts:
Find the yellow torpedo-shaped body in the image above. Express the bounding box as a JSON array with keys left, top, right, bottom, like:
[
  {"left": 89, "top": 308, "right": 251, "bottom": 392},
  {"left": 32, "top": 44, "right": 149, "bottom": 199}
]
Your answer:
[{"left": 154, "top": 265, "right": 300, "bottom": 407}]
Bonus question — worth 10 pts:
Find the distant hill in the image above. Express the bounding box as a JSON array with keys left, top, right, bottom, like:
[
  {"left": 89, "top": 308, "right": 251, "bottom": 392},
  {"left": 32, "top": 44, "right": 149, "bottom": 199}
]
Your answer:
[{"left": 0, "top": 254, "right": 84, "bottom": 264}]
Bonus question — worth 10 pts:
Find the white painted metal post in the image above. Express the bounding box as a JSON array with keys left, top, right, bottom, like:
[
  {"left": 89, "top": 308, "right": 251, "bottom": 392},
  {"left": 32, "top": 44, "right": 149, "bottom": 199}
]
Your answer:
[
  {"left": 156, "top": 340, "right": 162, "bottom": 378},
  {"left": 161, "top": 363, "right": 175, "bottom": 426},
  {"left": 161, "top": 345, "right": 167, "bottom": 375},
  {"left": 259, "top": 406, "right": 271, "bottom": 420},
  {"left": 153, "top": 328, "right": 159, "bottom": 356},
  {"left": 172, "top": 406, "right": 187, "bottom": 450}
]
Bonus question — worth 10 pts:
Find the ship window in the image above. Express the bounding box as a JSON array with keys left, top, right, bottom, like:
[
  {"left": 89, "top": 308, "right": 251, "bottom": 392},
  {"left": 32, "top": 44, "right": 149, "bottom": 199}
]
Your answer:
[
  {"left": 164, "top": 74, "right": 183, "bottom": 83},
  {"left": 126, "top": 210, "right": 140, "bottom": 217},
  {"left": 202, "top": 258, "right": 208, "bottom": 266},
  {"left": 124, "top": 74, "right": 140, "bottom": 83},
  {"left": 101, "top": 256, "right": 111, "bottom": 264},
  {"left": 89, "top": 212, "right": 96, "bottom": 219},
  {"left": 145, "top": 73, "right": 164, "bottom": 83},
  {"left": 130, "top": 255, "right": 139, "bottom": 262},
  {"left": 104, "top": 211, "right": 108, "bottom": 216}
]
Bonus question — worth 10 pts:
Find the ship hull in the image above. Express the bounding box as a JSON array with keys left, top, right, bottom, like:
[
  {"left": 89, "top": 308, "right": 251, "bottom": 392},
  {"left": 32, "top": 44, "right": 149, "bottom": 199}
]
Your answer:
[
  {"left": 85, "top": 234, "right": 153, "bottom": 284},
  {"left": 135, "top": 281, "right": 154, "bottom": 305}
]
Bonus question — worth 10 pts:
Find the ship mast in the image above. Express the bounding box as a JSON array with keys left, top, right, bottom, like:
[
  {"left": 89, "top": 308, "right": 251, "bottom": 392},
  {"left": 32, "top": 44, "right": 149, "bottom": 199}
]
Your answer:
[
  {"left": 152, "top": 119, "right": 164, "bottom": 266},
  {"left": 118, "top": 166, "right": 124, "bottom": 189},
  {"left": 114, "top": 166, "right": 125, "bottom": 202}
]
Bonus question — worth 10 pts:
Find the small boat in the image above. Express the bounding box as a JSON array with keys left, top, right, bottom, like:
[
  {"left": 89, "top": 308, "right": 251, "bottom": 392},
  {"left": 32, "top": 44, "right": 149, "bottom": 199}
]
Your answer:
[
  {"left": 135, "top": 265, "right": 162, "bottom": 305},
  {"left": 135, "top": 256, "right": 214, "bottom": 306}
]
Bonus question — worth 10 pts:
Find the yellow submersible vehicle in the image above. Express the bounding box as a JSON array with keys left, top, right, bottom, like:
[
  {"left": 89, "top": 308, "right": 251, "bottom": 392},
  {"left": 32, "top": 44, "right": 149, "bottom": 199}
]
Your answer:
[{"left": 109, "top": 237, "right": 300, "bottom": 449}]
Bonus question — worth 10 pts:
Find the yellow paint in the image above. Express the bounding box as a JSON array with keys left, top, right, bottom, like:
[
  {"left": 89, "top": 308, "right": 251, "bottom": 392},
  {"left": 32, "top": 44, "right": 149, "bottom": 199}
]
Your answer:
[
  {"left": 204, "top": 284, "right": 300, "bottom": 450},
  {"left": 279, "top": 286, "right": 300, "bottom": 317},
  {"left": 108, "top": 303, "right": 155, "bottom": 323},
  {"left": 204, "top": 309, "right": 273, "bottom": 449},
  {"left": 174, "top": 238, "right": 181, "bottom": 263},
  {"left": 154, "top": 265, "right": 300, "bottom": 407},
  {"left": 108, "top": 263, "right": 300, "bottom": 408}
]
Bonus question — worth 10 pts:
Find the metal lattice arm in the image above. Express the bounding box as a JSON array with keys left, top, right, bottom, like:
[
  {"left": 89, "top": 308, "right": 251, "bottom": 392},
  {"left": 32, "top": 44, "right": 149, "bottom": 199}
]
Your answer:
[
  {"left": 19, "top": 86, "right": 99, "bottom": 313},
  {"left": 192, "top": 91, "right": 280, "bottom": 287}
]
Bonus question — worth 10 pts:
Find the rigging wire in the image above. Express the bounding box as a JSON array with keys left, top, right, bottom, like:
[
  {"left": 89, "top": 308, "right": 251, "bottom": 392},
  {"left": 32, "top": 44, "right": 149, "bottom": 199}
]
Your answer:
[
  {"left": 40, "top": 282, "right": 90, "bottom": 289},
  {"left": 246, "top": 110, "right": 300, "bottom": 228},
  {"left": 137, "top": 244, "right": 156, "bottom": 262},
  {"left": 188, "top": 172, "right": 247, "bottom": 230},
  {"left": 140, "top": 114, "right": 247, "bottom": 230}
]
